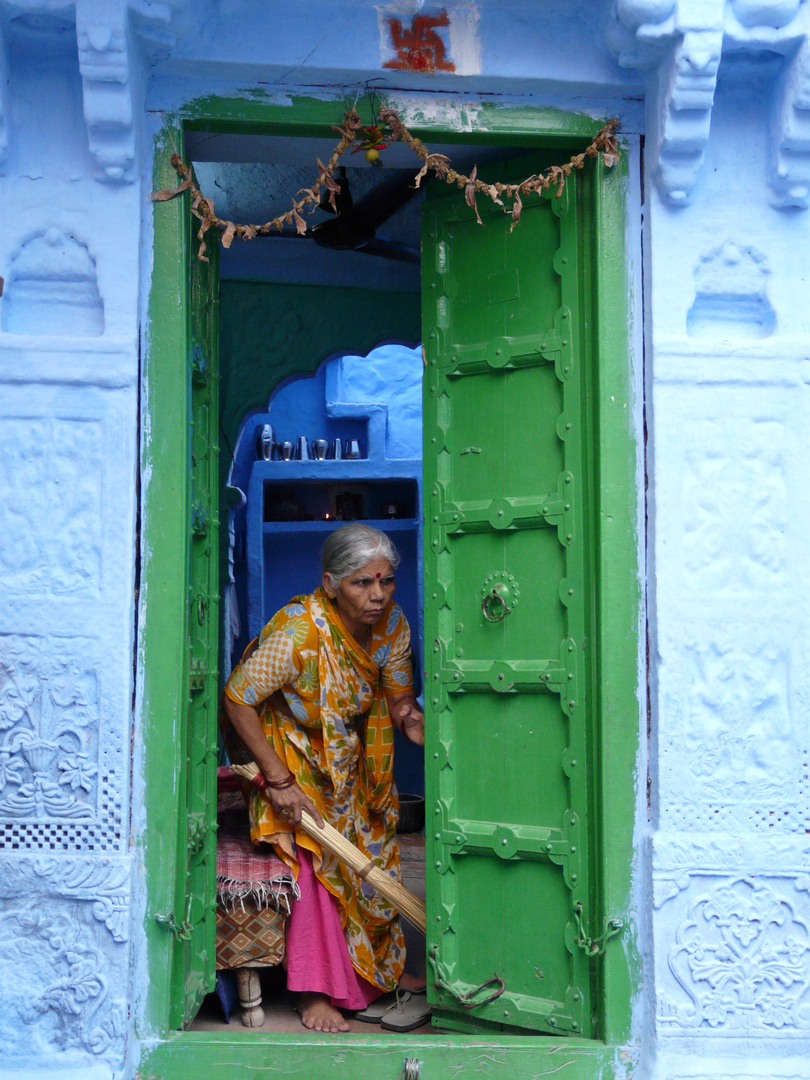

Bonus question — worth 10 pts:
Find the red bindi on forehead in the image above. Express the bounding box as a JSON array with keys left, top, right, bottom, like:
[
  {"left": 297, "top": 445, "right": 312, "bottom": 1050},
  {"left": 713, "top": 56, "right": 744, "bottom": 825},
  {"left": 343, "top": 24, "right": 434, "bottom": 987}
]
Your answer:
[{"left": 376, "top": 572, "right": 381, "bottom": 579}]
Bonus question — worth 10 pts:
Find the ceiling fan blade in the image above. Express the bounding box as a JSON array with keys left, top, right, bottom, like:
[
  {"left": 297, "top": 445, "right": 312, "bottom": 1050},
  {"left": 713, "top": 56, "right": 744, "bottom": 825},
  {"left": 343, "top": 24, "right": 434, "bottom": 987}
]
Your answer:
[
  {"left": 350, "top": 169, "right": 423, "bottom": 230},
  {"left": 354, "top": 237, "right": 420, "bottom": 264}
]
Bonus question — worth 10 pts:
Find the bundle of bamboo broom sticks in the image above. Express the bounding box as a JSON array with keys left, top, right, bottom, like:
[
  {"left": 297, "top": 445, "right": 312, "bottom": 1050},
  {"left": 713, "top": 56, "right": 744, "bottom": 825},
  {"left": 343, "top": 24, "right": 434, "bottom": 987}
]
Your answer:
[{"left": 230, "top": 762, "right": 427, "bottom": 935}]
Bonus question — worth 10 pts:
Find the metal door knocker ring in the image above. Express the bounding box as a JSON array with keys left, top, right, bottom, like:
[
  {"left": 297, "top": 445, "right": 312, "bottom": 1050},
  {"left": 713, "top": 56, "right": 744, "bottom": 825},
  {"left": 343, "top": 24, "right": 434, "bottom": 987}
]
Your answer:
[{"left": 480, "top": 573, "right": 520, "bottom": 622}]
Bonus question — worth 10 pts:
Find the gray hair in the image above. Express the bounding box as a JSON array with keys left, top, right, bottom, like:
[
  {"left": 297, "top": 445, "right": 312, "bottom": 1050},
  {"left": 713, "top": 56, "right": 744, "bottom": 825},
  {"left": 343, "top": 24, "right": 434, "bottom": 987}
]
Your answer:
[{"left": 321, "top": 524, "right": 401, "bottom": 590}]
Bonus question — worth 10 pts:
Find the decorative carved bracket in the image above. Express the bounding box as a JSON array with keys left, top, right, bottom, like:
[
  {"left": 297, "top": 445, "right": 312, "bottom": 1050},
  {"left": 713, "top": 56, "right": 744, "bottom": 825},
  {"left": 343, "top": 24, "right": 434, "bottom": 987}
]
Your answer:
[
  {"left": 0, "top": 0, "right": 188, "bottom": 183},
  {"left": 610, "top": 0, "right": 724, "bottom": 205},
  {"left": 770, "top": 31, "right": 810, "bottom": 208},
  {"left": 609, "top": 0, "right": 810, "bottom": 209},
  {"left": 76, "top": 0, "right": 190, "bottom": 182},
  {"left": 76, "top": 0, "right": 138, "bottom": 181}
]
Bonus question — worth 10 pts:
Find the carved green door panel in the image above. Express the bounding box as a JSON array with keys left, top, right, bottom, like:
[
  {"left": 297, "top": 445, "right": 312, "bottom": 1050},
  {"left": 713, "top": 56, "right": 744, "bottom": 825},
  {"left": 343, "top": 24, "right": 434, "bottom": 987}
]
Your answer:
[
  {"left": 165, "top": 232, "right": 221, "bottom": 1029},
  {"left": 422, "top": 164, "right": 597, "bottom": 1036}
]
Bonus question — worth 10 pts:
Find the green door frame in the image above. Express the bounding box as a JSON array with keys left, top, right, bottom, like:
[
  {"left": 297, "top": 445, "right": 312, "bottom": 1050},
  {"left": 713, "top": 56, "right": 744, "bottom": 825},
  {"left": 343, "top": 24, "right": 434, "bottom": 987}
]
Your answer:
[{"left": 139, "top": 94, "right": 642, "bottom": 1080}]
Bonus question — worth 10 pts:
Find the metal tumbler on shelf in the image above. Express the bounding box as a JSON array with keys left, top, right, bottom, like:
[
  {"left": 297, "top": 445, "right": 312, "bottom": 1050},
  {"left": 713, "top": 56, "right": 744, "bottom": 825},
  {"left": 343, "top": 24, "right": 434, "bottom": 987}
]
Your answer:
[
  {"left": 296, "top": 436, "right": 310, "bottom": 460},
  {"left": 312, "top": 439, "right": 329, "bottom": 460},
  {"left": 276, "top": 441, "right": 294, "bottom": 461},
  {"left": 344, "top": 439, "right": 362, "bottom": 460},
  {"left": 257, "top": 423, "right": 273, "bottom": 461}
]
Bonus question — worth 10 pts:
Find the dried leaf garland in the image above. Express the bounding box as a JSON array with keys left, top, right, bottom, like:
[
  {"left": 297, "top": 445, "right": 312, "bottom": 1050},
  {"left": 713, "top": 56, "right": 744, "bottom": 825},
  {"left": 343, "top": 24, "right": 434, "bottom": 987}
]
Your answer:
[
  {"left": 465, "top": 165, "right": 483, "bottom": 225},
  {"left": 152, "top": 108, "right": 620, "bottom": 260},
  {"left": 292, "top": 205, "right": 308, "bottom": 235},
  {"left": 152, "top": 177, "right": 193, "bottom": 201},
  {"left": 510, "top": 189, "right": 523, "bottom": 232}
]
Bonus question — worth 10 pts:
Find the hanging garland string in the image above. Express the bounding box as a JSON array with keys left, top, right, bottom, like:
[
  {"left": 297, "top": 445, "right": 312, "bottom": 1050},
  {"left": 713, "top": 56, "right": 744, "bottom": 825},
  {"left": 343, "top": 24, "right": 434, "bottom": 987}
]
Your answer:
[{"left": 152, "top": 107, "right": 620, "bottom": 261}]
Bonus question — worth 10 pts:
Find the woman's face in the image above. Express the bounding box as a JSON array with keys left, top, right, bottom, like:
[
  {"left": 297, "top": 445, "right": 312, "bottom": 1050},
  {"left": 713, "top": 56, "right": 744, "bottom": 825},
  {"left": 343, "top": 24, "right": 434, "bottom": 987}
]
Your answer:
[{"left": 325, "top": 556, "right": 396, "bottom": 635}]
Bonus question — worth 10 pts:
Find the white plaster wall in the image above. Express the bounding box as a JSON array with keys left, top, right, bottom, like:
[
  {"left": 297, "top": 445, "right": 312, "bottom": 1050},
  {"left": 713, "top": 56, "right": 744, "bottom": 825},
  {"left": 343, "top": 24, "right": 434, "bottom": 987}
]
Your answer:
[{"left": 647, "top": 44, "right": 810, "bottom": 1080}]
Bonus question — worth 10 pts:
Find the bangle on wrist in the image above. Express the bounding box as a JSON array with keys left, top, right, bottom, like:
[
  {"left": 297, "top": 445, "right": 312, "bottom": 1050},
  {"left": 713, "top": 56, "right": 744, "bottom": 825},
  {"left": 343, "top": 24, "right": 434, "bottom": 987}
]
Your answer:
[{"left": 264, "top": 772, "right": 296, "bottom": 790}]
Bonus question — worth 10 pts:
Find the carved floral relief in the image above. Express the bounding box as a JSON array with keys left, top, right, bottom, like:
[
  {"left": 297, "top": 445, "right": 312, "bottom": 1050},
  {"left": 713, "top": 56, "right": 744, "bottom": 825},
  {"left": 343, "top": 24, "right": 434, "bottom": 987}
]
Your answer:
[
  {"left": 0, "top": 907, "right": 124, "bottom": 1059},
  {"left": 0, "top": 634, "right": 99, "bottom": 822},
  {"left": 681, "top": 420, "right": 788, "bottom": 596},
  {"left": 660, "top": 876, "right": 810, "bottom": 1032},
  {"left": 659, "top": 627, "right": 801, "bottom": 833},
  {"left": 0, "top": 857, "right": 129, "bottom": 1064},
  {"left": 0, "top": 418, "right": 101, "bottom": 596}
]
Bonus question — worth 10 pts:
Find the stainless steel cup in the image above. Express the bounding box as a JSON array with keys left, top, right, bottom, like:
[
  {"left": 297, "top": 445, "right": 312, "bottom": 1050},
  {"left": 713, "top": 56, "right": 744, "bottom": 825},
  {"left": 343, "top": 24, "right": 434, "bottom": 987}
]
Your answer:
[
  {"left": 296, "top": 436, "right": 310, "bottom": 460},
  {"left": 257, "top": 423, "right": 274, "bottom": 461},
  {"left": 276, "top": 441, "right": 294, "bottom": 460},
  {"left": 312, "top": 439, "right": 329, "bottom": 460}
]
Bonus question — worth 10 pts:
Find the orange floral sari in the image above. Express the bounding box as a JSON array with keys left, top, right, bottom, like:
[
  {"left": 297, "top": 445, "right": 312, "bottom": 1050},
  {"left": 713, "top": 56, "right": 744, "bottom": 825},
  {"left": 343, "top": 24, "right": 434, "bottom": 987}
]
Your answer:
[{"left": 223, "top": 586, "right": 413, "bottom": 992}]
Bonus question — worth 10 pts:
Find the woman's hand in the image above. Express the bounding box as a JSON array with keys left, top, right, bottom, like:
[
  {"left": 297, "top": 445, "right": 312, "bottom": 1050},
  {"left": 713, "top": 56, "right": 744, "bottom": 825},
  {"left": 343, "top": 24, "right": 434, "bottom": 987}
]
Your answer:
[
  {"left": 389, "top": 696, "right": 425, "bottom": 747},
  {"left": 268, "top": 781, "right": 324, "bottom": 828}
]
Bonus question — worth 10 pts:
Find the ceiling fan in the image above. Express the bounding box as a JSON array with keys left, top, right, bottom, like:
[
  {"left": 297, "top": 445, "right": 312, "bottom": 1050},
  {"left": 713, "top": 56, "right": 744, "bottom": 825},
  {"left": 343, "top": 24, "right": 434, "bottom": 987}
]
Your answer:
[{"left": 266, "top": 166, "right": 422, "bottom": 264}]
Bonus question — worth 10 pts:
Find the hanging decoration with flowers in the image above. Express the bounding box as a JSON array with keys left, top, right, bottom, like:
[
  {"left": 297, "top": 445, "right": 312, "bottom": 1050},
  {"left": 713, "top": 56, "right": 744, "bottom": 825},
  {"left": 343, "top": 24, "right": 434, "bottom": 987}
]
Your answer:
[{"left": 153, "top": 105, "right": 620, "bottom": 262}]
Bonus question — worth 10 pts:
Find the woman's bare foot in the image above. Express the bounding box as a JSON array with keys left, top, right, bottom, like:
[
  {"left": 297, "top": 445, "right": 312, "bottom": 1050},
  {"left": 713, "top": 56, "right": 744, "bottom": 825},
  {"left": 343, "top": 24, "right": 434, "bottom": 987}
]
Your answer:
[
  {"left": 398, "top": 972, "right": 427, "bottom": 992},
  {"left": 296, "top": 992, "right": 351, "bottom": 1033}
]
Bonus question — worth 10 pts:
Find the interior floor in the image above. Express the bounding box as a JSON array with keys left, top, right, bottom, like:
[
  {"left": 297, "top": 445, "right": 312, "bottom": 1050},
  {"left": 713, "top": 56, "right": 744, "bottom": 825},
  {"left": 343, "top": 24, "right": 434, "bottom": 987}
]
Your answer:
[{"left": 192, "top": 833, "right": 429, "bottom": 1035}]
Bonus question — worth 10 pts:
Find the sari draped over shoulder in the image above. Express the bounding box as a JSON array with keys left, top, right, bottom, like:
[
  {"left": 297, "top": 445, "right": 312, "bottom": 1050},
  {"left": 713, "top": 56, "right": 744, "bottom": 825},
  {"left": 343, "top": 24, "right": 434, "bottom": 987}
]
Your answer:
[{"left": 223, "top": 586, "right": 414, "bottom": 992}]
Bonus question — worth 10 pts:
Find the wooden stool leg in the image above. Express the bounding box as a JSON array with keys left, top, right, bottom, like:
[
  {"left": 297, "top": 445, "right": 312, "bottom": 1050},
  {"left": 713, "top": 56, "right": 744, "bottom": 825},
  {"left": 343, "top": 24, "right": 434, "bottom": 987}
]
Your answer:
[{"left": 236, "top": 967, "right": 265, "bottom": 1028}]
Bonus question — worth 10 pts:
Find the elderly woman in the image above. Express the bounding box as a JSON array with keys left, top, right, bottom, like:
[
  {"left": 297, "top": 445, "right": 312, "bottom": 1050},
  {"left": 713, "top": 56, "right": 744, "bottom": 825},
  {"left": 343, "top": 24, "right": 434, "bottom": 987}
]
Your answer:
[{"left": 222, "top": 523, "right": 425, "bottom": 1033}]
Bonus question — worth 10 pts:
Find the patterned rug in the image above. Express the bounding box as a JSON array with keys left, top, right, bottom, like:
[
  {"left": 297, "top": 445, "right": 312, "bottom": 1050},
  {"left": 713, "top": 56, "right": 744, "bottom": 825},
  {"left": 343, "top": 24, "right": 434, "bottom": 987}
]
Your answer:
[{"left": 216, "top": 770, "right": 296, "bottom": 970}]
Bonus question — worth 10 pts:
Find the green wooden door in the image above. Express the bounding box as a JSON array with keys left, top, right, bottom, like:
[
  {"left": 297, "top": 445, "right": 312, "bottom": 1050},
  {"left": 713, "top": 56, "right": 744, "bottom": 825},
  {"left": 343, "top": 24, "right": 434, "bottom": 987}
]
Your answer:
[
  {"left": 163, "top": 231, "right": 221, "bottom": 1029},
  {"left": 421, "top": 165, "right": 597, "bottom": 1036}
]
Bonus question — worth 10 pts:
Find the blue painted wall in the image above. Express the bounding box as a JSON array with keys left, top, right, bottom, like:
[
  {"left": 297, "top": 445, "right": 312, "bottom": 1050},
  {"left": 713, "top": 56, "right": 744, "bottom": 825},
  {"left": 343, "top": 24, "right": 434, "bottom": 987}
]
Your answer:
[{"left": 3, "top": 1, "right": 810, "bottom": 1076}]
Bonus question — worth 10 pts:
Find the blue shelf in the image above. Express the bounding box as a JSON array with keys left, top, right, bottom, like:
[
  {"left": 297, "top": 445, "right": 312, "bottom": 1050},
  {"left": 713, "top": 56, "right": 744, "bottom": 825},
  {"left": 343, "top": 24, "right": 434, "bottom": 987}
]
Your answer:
[{"left": 250, "top": 459, "right": 421, "bottom": 480}]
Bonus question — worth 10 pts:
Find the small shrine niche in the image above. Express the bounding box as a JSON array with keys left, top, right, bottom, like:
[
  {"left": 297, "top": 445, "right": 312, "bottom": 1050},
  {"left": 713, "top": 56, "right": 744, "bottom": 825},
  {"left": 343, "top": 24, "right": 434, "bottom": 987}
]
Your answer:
[{"left": 2, "top": 228, "right": 104, "bottom": 336}]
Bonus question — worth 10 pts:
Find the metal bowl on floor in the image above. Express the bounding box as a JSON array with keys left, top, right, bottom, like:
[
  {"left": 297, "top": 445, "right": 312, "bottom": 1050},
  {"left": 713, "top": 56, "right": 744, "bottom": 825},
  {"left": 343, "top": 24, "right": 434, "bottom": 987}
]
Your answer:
[{"left": 398, "top": 793, "right": 425, "bottom": 834}]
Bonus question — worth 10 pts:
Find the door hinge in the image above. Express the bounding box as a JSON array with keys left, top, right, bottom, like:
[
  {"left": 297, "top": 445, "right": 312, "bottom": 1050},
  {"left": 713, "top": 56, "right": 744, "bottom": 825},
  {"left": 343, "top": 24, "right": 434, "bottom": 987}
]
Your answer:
[
  {"left": 191, "top": 500, "right": 209, "bottom": 537},
  {"left": 189, "top": 657, "right": 207, "bottom": 694},
  {"left": 573, "top": 901, "right": 624, "bottom": 957},
  {"left": 191, "top": 344, "right": 210, "bottom": 386}
]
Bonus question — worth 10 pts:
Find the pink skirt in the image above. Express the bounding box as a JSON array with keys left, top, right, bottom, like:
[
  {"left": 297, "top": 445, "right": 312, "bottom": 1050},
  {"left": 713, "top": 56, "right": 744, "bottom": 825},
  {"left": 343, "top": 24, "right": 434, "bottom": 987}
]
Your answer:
[{"left": 285, "top": 848, "right": 383, "bottom": 1011}]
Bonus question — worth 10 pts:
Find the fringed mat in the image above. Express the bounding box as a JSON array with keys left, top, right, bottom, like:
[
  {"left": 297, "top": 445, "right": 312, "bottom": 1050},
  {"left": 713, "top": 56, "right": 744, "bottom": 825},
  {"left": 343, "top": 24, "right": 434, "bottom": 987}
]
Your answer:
[
  {"left": 216, "top": 770, "right": 298, "bottom": 916},
  {"left": 216, "top": 830, "right": 298, "bottom": 916}
]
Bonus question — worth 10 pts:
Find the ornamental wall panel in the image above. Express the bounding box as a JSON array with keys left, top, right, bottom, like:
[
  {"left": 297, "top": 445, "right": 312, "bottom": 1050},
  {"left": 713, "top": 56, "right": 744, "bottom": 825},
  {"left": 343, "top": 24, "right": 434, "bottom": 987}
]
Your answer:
[
  {"left": 0, "top": 383, "right": 136, "bottom": 855},
  {"left": 0, "top": 856, "right": 130, "bottom": 1068}
]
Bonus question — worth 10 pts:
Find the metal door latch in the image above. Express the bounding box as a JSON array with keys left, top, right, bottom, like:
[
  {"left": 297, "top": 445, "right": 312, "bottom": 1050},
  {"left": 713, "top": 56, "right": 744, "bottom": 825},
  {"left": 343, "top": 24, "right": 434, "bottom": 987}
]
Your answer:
[
  {"left": 480, "top": 572, "right": 520, "bottom": 622},
  {"left": 155, "top": 911, "right": 193, "bottom": 941},
  {"left": 573, "top": 901, "right": 624, "bottom": 957}
]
